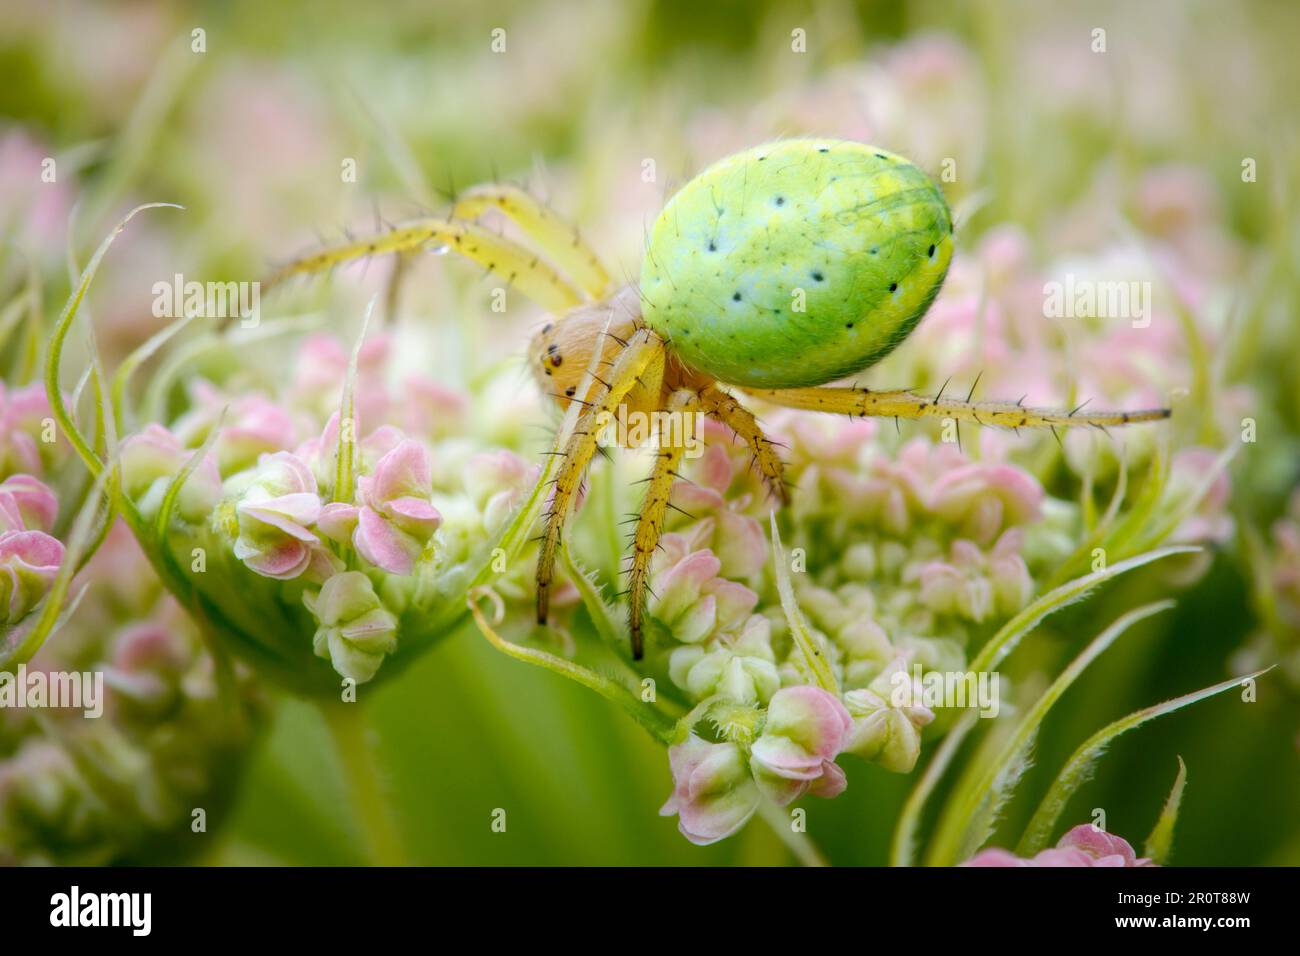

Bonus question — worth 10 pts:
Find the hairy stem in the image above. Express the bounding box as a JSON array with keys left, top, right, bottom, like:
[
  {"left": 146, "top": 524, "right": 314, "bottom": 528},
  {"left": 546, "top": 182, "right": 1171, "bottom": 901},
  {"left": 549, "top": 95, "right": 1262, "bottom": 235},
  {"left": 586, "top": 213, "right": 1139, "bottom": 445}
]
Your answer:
[{"left": 319, "top": 700, "right": 406, "bottom": 867}]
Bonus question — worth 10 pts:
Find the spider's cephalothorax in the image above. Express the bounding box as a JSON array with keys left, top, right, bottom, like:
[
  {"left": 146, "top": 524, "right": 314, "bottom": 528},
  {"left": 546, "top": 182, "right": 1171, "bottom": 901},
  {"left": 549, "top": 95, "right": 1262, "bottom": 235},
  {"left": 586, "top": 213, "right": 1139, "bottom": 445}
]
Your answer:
[{"left": 267, "top": 138, "right": 1170, "bottom": 659}]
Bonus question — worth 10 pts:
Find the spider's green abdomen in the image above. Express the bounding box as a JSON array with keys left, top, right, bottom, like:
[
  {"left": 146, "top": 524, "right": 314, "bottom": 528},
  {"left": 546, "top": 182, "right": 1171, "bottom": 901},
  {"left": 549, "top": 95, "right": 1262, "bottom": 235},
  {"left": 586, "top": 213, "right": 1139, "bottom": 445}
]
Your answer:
[{"left": 639, "top": 139, "right": 954, "bottom": 389}]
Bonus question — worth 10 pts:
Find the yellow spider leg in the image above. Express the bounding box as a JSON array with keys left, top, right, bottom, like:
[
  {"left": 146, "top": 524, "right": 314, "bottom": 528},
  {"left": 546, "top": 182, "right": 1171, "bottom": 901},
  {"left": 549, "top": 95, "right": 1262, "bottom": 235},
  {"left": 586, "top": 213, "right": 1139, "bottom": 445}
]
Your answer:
[
  {"left": 264, "top": 218, "right": 585, "bottom": 314},
  {"left": 536, "top": 328, "right": 666, "bottom": 627},
  {"left": 741, "top": 385, "right": 1170, "bottom": 431},
  {"left": 452, "top": 184, "right": 613, "bottom": 299},
  {"left": 627, "top": 389, "right": 701, "bottom": 659},
  {"left": 697, "top": 383, "right": 789, "bottom": 505}
]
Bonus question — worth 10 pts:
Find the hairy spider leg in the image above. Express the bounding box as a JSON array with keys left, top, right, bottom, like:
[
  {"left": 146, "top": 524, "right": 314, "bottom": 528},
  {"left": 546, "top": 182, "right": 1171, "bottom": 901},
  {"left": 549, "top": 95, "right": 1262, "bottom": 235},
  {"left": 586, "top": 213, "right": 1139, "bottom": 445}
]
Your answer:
[
  {"left": 741, "top": 385, "right": 1170, "bottom": 430},
  {"left": 264, "top": 218, "right": 585, "bottom": 313},
  {"left": 626, "top": 388, "right": 702, "bottom": 659},
  {"left": 697, "top": 382, "right": 790, "bottom": 505},
  {"left": 537, "top": 328, "right": 666, "bottom": 627},
  {"left": 452, "top": 184, "right": 613, "bottom": 299}
]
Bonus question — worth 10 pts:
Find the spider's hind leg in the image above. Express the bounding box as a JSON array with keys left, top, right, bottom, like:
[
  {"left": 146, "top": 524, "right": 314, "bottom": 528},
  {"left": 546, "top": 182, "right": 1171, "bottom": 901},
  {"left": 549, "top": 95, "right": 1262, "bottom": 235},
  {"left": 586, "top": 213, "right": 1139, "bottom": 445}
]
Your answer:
[
  {"left": 625, "top": 389, "right": 702, "bottom": 659},
  {"left": 741, "top": 384, "right": 1170, "bottom": 431}
]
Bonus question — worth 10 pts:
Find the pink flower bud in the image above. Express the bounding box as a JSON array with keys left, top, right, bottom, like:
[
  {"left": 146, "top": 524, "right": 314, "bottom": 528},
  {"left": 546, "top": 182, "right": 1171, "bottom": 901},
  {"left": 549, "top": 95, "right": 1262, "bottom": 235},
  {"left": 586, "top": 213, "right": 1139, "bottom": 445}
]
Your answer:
[
  {"left": 750, "top": 686, "right": 852, "bottom": 805},
  {"left": 0, "top": 529, "right": 64, "bottom": 624},
  {"left": 401, "top": 374, "right": 470, "bottom": 441},
  {"left": 929, "top": 463, "right": 1043, "bottom": 547},
  {"left": 232, "top": 452, "right": 325, "bottom": 580},
  {"left": 659, "top": 734, "right": 760, "bottom": 846},
  {"left": 843, "top": 674, "right": 935, "bottom": 774},
  {"left": 652, "top": 548, "right": 758, "bottom": 644},
  {"left": 348, "top": 439, "right": 443, "bottom": 575},
  {"left": 668, "top": 615, "right": 780, "bottom": 704},
  {"left": 0, "top": 475, "right": 58, "bottom": 533},
  {"left": 0, "top": 383, "right": 59, "bottom": 477},
  {"left": 175, "top": 383, "right": 299, "bottom": 474},
  {"left": 962, "top": 824, "right": 1154, "bottom": 867},
  {"left": 120, "top": 425, "right": 222, "bottom": 522},
  {"left": 303, "top": 571, "right": 398, "bottom": 683}
]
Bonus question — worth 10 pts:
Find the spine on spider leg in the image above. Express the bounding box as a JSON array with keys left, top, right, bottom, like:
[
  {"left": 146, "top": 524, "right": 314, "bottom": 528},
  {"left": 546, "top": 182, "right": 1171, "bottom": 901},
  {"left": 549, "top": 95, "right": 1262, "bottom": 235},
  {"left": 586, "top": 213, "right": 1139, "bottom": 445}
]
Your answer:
[
  {"left": 885, "top": 391, "right": 1171, "bottom": 430},
  {"left": 745, "top": 386, "right": 1171, "bottom": 431}
]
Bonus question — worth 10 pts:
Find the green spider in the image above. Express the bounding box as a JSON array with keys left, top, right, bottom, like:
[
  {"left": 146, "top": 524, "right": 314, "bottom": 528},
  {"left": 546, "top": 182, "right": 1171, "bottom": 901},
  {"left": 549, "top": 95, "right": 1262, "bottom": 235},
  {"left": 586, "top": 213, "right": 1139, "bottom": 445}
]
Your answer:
[{"left": 268, "top": 138, "right": 1169, "bottom": 659}]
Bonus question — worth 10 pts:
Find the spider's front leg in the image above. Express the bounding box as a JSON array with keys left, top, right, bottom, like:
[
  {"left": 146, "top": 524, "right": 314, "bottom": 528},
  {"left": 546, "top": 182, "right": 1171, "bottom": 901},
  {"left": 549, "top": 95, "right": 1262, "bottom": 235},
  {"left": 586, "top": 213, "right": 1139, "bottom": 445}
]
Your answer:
[
  {"left": 536, "top": 328, "right": 666, "bottom": 628},
  {"left": 626, "top": 389, "right": 702, "bottom": 659},
  {"left": 741, "top": 384, "right": 1170, "bottom": 431},
  {"left": 265, "top": 217, "right": 585, "bottom": 313},
  {"left": 451, "top": 184, "right": 612, "bottom": 299}
]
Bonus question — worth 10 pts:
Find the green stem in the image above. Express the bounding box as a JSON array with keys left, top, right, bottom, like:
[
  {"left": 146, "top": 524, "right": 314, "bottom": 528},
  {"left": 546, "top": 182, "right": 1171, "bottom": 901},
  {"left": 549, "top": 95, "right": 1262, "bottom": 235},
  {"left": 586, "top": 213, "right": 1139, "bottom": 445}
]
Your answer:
[
  {"left": 756, "top": 799, "right": 829, "bottom": 868},
  {"left": 318, "top": 701, "right": 406, "bottom": 866}
]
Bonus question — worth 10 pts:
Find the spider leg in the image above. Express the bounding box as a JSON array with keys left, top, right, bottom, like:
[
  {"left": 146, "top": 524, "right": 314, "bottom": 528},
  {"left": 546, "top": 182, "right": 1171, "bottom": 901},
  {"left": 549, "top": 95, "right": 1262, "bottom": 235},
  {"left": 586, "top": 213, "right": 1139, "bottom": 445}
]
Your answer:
[
  {"left": 264, "top": 218, "right": 585, "bottom": 313},
  {"left": 740, "top": 385, "right": 1170, "bottom": 430},
  {"left": 697, "top": 383, "right": 789, "bottom": 505},
  {"left": 452, "top": 184, "right": 613, "bottom": 299},
  {"left": 536, "top": 328, "right": 666, "bottom": 627},
  {"left": 626, "top": 388, "right": 701, "bottom": 659}
]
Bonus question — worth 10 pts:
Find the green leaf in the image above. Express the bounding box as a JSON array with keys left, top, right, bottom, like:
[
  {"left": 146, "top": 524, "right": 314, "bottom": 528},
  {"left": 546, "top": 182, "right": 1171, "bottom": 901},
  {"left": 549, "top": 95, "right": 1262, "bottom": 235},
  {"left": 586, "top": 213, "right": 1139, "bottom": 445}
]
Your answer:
[
  {"left": 85, "top": 319, "right": 117, "bottom": 468},
  {"left": 155, "top": 407, "right": 226, "bottom": 542},
  {"left": 768, "top": 511, "right": 838, "bottom": 694},
  {"left": 46, "top": 202, "right": 184, "bottom": 479},
  {"left": 333, "top": 297, "right": 376, "bottom": 504},
  {"left": 969, "top": 545, "right": 1198, "bottom": 675},
  {"left": 890, "top": 710, "right": 979, "bottom": 867},
  {"left": 110, "top": 310, "right": 197, "bottom": 434},
  {"left": 467, "top": 588, "right": 674, "bottom": 743},
  {"left": 0, "top": 285, "right": 35, "bottom": 358},
  {"left": 926, "top": 601, "right": 1174, "bottom": 866},
  {"left": 1134, "top": 447, "right": 1236, "bottom": 554},
  {"left": 1045, "top": 441, "right": 1133, "bottom": 589},
  {"left": 1017, "top": 667, "right": 1272, "bottom": 856},
  {"left": 560, "top": 542, "right": 625, "bottom": 652},
  {"left": 1144, "top": 756, "right": 1188, "bottom": 865},
  {"left": 75, "top": 42, "right": 197, "bottom": 238}
]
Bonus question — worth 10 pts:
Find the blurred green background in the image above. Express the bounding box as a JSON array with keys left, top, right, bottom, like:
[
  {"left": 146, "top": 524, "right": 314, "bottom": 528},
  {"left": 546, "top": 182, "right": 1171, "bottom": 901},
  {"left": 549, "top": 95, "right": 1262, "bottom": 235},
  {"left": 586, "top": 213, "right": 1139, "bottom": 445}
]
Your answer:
[{"left": 2, "top": 0, "right": 1298, "bottom": 864}]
